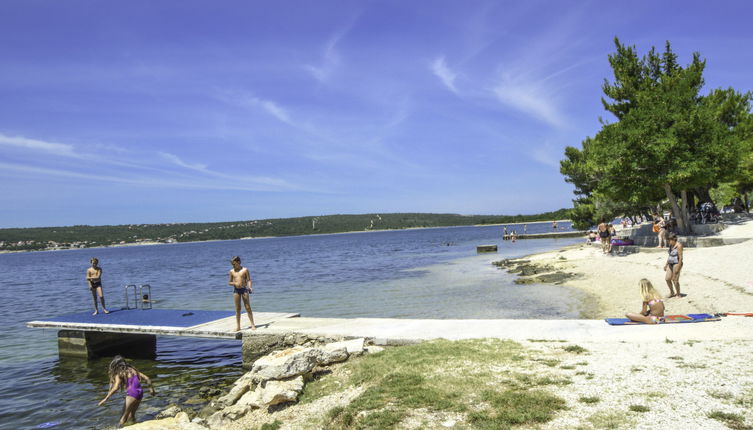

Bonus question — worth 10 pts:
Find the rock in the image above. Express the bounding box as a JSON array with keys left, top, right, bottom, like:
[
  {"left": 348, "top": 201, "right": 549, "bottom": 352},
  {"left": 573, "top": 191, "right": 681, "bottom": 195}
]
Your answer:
[
  {"left": 241, "top": 333, "right": 285, "bottom": 368},
  {"left": 317, "top": 346, "right": 349, "bottom": 365},
  {"left": 235, "top": 386, "right": 263, "bottom": 408},
  {"left": 206, "top": 410, "right": 229, "bottom": 430},
  {"left": 181, "top": 423, "right": 209, "bottom": 430},
  {"left": 175, "top": 412, "right": 190, "bottom": 424},
  {"left": 156, "top": 404, "right": 183, "bottom": 419},
  {"left": 259, "top": 376, "right": 305, "bottom": 405},
  {"left": 215, "top": 372, "right": 255, "bottom": 407},
  {"left": 183, "top": 395, "right": 205, "bottom": 405},
  {"left": 325, "top": 338, "right": 365, "bottom": 355},
  {"left": 365, "top": 345, "right": 385, "bottom": 354},
  {"left": 251, "top": 346, "right": 321, "bottom": 381}
]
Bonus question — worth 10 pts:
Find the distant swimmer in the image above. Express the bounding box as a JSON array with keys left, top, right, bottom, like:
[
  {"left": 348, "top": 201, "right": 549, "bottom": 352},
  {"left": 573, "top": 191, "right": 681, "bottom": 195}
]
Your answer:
[
  {"left": 229, "top": 256, "right": 256, "bottom": 331},
  {"left": 552, "top": 221, "right": 558, "bottom": 229},
  {"left": 86, "top": 258, "right": 109, "bottom": 315}
]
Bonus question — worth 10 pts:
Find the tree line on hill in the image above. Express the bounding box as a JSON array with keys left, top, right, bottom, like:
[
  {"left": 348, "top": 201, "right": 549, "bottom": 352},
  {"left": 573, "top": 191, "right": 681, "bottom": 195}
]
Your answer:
[
  {"left": 561, "top": 38, "right": 753, "bottom": 232},
  {"left": 0, "top": 210, "right": 571, "bottom": 251}
]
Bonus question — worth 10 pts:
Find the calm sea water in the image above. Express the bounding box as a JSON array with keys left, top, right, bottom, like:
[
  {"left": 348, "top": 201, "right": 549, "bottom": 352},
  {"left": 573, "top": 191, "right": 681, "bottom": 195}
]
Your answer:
[{"left": 0, "top": 223, "right": 581, "bottom": 429}]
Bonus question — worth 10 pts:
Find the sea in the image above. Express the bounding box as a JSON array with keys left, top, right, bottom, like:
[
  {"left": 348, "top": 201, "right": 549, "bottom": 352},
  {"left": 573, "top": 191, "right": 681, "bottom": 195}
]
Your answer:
[{"left": 0, "top": 222, "right": 583, "bottom": 429}]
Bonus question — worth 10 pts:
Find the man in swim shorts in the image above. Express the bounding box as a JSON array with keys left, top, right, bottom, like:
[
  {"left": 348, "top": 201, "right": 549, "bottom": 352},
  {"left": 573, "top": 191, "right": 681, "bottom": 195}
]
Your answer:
[
  {"left": 229, "top": 256, "right": 256, "bottom": 331},
  {"left": 86, "top": 258, "right": 109, "bottom": 315}
]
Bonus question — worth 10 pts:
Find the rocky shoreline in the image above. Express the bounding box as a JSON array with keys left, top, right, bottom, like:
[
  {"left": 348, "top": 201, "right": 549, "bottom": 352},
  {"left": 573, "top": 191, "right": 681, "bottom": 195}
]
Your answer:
[{"left": 130, "top": 338, "right": 384, "bottom": 430}]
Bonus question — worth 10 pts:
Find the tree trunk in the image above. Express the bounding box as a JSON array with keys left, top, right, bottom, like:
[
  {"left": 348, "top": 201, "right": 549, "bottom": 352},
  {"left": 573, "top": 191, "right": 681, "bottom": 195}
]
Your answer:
[
  {"left": 680, "top": 189, "right": 691, "bottom": 232},
  {"left": 664, "top": 183, "right": 689, "bottom": 234},
  {"left": 695, "top": 187, "right": 712, "bottom": 204}
]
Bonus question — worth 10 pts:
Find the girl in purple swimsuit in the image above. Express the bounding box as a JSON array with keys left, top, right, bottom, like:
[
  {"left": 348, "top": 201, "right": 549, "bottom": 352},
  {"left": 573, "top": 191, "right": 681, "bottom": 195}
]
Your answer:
[{"left": 98, "top": 355, "right": 156, "bottom": 426}]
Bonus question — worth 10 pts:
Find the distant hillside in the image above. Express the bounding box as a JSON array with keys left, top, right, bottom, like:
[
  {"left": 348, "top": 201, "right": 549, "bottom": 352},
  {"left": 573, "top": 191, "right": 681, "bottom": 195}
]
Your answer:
[{"left": 0, "top": 209, "right": 571, "bottom": 251}]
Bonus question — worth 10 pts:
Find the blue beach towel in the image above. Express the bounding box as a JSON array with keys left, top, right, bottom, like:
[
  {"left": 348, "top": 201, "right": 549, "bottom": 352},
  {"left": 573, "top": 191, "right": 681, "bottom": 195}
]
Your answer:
[{"left": 605, "top": 313, "right": 719, "bottom": 325}]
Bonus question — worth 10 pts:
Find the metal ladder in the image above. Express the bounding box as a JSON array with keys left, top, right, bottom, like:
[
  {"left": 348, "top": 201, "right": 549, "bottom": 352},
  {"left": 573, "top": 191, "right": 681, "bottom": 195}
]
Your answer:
[{"left": 124, "top": 284, "right": 153, "bottom": 310}]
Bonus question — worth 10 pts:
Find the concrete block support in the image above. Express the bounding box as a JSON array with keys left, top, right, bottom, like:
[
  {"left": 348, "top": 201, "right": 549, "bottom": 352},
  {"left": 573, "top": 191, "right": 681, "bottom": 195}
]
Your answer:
[{"left": 58, "top": 330, "right": 157, "bottom": 359}]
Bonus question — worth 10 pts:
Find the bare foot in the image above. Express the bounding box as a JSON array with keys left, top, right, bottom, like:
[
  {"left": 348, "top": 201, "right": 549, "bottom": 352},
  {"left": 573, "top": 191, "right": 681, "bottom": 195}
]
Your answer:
[
  {"left": 235, "top": 327, "right": 241, "bottom": 332},
  {"left": 250, "top": 326, "right": 257, "bottom": 331},
  {"left": 92, "top": 310, "right": 99, "bottom": 315},
  {"left": 103, "top": 309, "right": 110, "bottom": 314}
]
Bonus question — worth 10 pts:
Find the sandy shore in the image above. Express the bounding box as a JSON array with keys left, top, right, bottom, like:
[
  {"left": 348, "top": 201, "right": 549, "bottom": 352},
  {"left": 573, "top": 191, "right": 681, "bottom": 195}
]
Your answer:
[{"left": 514, "top": 219, "right": 753, "bottom": 318}]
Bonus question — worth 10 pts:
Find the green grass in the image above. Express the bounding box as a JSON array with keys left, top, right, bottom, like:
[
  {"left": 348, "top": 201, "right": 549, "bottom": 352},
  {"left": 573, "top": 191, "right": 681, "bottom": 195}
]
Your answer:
[
  {"left": 579, "top": 396, "right": 600, "bottom": 404},
  {"left": 628, "top": 404, "right": 650, "bottom": 413},
  {"left": 587, "top": 411, "right": 632, "bottom": 429},
  {"left": 319, "top": 339, "right": 568, "bottom": 430},
  {"left": 707, "top": 390, "right": 734, "bottom": 400},
  {"left": 253, "top": 421, "right": 283, "bottom": 430},
  {"left": 708, "top": 411, "right": 751, "bottom": 430},
  {"left": 575, "top": 361, "right": 589, "bottom": 366},
  {"left": 560, "top": 365, "right": 577, "bottom": 370},
  {"left": 533, "top": 358, "right": 561, "bottom": 367},
  {"left": 563, "top": 345, "right": 588, "bottom": 354},
  {"left": 665, "top": 338, "right": 675, "bottom": 344}
]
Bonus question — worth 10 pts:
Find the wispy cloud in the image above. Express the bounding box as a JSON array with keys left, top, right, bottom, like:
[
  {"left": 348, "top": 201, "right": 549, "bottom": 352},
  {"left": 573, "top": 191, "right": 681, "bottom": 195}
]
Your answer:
[
  {"left": 214, "top": 91, "right": 294, "bottom": 126},
  {"left": 493, "top": 75, "right": 566, "bottom": 128},
  {"left": 430, "top": 56, "right": 459, "bottom": 94},
  {"left": 528, "top": 141, "right": 562, "bottom": 168},
  {"left": 158, "top": 151, "right": 207, "bottom": 171},
  {"left": 304, "top": 17, "right": 358, "bottom": 83},
  {"left": 0, "top": 133, "right": 78, "bottom": 157}
]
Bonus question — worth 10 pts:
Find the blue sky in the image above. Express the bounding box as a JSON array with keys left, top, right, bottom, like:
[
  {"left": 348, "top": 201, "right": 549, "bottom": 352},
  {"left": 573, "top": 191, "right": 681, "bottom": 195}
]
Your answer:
[{"left": 1, "top": 1, "right": 752, "bottom": 227}]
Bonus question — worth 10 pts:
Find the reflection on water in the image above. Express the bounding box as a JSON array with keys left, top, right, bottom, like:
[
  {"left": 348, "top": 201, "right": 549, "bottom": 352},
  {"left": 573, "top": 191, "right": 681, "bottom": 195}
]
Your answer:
[{"left": 0, "top": 223, "right": 580, "bottom": 428}]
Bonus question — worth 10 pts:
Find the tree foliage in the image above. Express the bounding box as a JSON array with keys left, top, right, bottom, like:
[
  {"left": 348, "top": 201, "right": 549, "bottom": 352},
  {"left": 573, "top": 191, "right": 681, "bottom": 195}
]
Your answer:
[{"left": 561, "top": 38, "right": 753, "bottom": 232}]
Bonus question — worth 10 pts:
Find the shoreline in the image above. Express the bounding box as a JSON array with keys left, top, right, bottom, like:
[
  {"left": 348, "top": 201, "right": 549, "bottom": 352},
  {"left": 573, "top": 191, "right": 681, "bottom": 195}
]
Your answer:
[
  {"left": 0, "top": 219, "right": 573, "bottom": 255},
  {"left": 499, "top": 220, "right": 753, "bottom": 319}
]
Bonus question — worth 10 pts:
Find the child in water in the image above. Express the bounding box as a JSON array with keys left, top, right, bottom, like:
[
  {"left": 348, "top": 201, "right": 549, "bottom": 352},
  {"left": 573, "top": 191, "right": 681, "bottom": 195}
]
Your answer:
[
  {"left": 98, "top": 355, "right": 156, "bottom": 426},
  {"left": 625, "top": 279, "right": 665, "bottom": 324}
]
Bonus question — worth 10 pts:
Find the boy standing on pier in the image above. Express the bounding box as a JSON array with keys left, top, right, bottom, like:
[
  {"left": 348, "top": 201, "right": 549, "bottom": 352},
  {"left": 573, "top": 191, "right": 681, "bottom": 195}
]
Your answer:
[{"left": 229, "top": 256, "right": 256, "bottom": 331}]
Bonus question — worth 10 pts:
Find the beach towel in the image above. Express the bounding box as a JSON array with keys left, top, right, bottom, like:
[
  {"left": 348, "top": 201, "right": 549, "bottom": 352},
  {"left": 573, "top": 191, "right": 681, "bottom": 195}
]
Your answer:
[{"left": 605, "top": 313, "right": 719, "bottom": 325}]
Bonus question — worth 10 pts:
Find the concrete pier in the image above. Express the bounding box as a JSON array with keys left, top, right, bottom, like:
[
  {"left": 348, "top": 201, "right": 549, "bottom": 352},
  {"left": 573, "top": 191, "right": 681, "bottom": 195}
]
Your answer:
[
  {"left": 58, "top": 330, "right": 157, "bottom": 359},
  {"left": 28, "top": 309, "right": 300, "bottom": 360}
]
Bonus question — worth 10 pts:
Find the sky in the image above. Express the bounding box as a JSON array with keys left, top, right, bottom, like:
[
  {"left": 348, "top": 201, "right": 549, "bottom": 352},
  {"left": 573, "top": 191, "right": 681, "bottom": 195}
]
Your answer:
[{"left": 1, "top": 1, "right": 752, "bottom": 227}]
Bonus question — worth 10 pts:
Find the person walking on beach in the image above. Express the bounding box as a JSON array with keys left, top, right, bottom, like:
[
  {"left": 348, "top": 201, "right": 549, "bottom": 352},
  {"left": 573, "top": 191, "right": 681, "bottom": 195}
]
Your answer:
[
  {"left": 665, "top": 234, "right": 684, "bottom": 298},
  {"left": 655, "top": 214, "right": 668, "bottom": 248},
  {"left": 625, "top": 279, "right": 665, "bottom": 324},
  {"left": 229, "top": 256, "right": 256, "bottom": 331},
  {"left": 597, "top": 219, "right": 611, "bottom": 255},
  {"left": 86, "top": 258, "right": 109, "bottom": 315},
  {"left": 98, "top": 355, "right": 155, "bottom": 426}
]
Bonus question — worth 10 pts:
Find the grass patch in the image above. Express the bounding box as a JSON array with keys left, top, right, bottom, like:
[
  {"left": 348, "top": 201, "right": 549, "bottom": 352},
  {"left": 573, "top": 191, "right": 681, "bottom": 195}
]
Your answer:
[
  {"left": 736, "top": 389, "right": 753, "bottom": 408},
  {"left": 576, "top": 361, "right": 589, "bottom": 366},
  {"left": 668, "top": 356, "right": 684, "bottom": 361},
  {"left": 665, "top": 337, "right": 674, "bottom": 344},
  {"left": 579, "top": 396, "right": 600, "bottom": 404},
  {"left": 254, "top": 421, "right": 283, "bottom": 430},
  {"left": 707, "top": 390, "right": 734, "bottom": 400},
  {"left": 630, "top": 366, "right": 643, "bottom": 372},
  {"left": 684, "top": 339, "right": 701, "bottom": 346},
  {"left": 467, "top": 390, "right": 567, "bottom": 430},
  {"left": 321, "top": 339, "right": 568, "bottom": 430},
  {"left": 642, "top": 391, "right": 666, "bottom": 399},
  {"left": 560, "top": 365, "right": 577, "bottom": 370},
  {"left": 298, "top": 370, "right": 345, "bottom": 404},
  {"left": 628, "top": 404, "right": 650, "bottom": 413},
  {"left": 563, "top": 345, "right": 588, "bottom": 354},
  {"left": 587, "top": 411, "right": 632, "bottom": 430},
  {"left": 532, "top": 358, "right": 561, "bottom": 367},
  {"left": 708, "top": 411, "right": 751, "bottom": 430},
  {"left": 677, "top": 362, "right": 707, "bottom": 369}
]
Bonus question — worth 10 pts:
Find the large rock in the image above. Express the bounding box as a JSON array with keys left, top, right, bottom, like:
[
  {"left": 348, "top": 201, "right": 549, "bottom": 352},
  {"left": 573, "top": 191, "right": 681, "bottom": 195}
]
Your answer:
[
  {"left": 259, "top": 376, "right": 305, "bottom": 405},
  {"left": 156, "top": 404, "right": 183, "bottom": 419},
  {"left": 235, "top": 386, "right": 263, "bottom": 408},
  {"left": 251, "top": 346, "right": 321, "bottom": 380},
  {"left": 215, "top": 371, "right": 255, "bottom": 407},
  {"left": 317, "top": 346, "right": 348, "bottom": 365},
  {"left": 325, "top": 338, "right": 365, "bottom": 356}
]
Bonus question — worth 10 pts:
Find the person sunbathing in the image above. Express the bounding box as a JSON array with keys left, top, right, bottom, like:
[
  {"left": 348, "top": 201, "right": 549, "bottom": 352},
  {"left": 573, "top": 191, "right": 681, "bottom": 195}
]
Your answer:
[{"left": 625, "top": 279, "right": 665, "bottom": 324}]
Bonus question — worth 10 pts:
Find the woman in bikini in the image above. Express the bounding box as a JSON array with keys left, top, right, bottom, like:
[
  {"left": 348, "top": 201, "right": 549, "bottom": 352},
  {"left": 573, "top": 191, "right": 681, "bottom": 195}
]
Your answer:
[
  {"left": 98, "top": 355, "right": 155, "bottom": 426},
  {"left": 665, "top": 233, "right": 684, "bottom": 297},
  {"left": 626, "top": 279, "right": 665, "bottom": 324}
]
